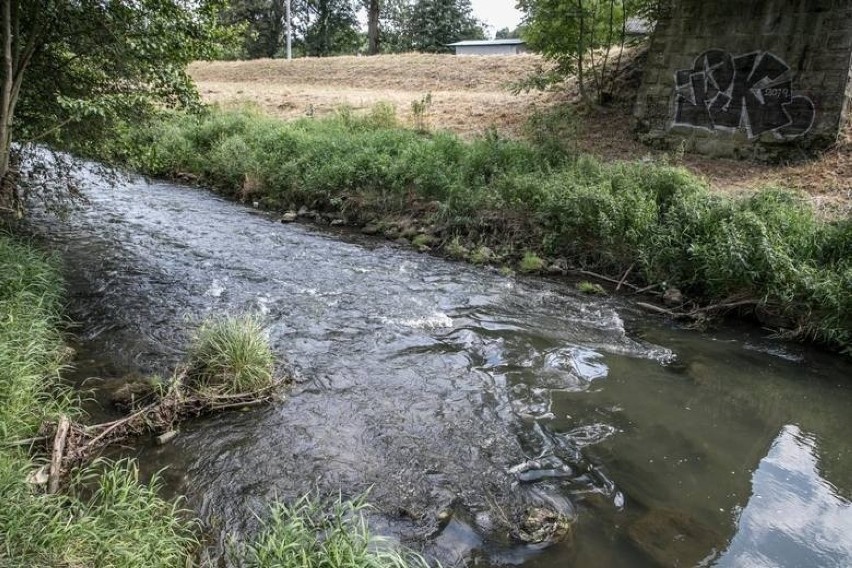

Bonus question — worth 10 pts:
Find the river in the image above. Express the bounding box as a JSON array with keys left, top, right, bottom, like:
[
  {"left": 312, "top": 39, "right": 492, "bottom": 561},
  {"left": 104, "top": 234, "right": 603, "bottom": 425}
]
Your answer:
[{"left": 27, "top": 170, "right": 852, "bottom": 567}]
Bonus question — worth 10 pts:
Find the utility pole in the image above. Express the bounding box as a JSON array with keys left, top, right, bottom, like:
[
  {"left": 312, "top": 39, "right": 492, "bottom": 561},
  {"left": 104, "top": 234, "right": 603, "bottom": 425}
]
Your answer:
[{"left": 286, "top": 0, "right": 292, "bottom": 60}]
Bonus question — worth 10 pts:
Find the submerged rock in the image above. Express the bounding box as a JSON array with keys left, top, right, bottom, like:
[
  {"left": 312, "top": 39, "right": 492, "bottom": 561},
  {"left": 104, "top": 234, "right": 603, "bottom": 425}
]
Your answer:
[
  {"left": 110, "top": 377, "right": 157, "bottom": 411},
  {"left": 511, "top": 506, "right": 574, "bottom": 545},
  {"left": 663, "top": 287, "right": 684, "bottom": 306}
]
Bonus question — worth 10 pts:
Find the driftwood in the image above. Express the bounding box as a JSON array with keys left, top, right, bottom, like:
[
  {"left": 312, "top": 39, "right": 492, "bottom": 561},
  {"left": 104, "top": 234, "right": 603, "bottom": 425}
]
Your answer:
[
  {"left": 637, "top": 297, "right": 765, "bottom": 322},
  {"left": 569, "top": 269, "right": 641, "bottom": 291},
  {"left": 34, "top": 370, "right": 283, "bottom": 491},
  {"left": 48, "top": 416, "right": 70, "bottom": 494}
]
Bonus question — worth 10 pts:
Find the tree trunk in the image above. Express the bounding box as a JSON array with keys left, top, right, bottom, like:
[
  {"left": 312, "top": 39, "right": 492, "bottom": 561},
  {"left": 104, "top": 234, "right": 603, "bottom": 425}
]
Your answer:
[
  {"left": 367, "top": 0, "right": 380, "bottom": 55},
  {"left": 576, "top": 0, "right": 588, "bottom": 104},
  {"left": 0, "top": 0, "right": 17, "bottom": 213}
]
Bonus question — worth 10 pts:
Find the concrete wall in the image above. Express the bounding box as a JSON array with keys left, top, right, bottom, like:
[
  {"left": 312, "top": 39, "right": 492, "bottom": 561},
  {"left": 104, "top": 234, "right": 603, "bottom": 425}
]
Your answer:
[
  {"left": 633, "top": 0, "right": 852, "bottom": 161},
  {"left": 454, "top": 45, "right": 527, "bottom": 56}
]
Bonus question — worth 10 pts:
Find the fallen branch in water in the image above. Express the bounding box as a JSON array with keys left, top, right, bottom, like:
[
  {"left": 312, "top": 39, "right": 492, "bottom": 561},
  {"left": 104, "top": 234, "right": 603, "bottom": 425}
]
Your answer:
[
  {"left": 568, "top": 269, "right": 640, "bottom": 291},
  {"left": 48, "top": 416, "right": 70, "bottom": 494},
  {"left": 637, "top": 297, "right": 766, "bottom": 322},
  {"left": 36, "top": 367, "right": 285, "bottom": 491}
]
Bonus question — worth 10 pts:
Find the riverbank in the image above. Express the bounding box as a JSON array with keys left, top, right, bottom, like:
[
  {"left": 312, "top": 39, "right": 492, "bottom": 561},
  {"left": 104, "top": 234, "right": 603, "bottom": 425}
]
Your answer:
[
  {"left": 117, "top": 106, "right": 850, "bottom": 353},
  {"left": 0, "top": 233, "right": 197, "bottom": 566},
  {"left": 0, "top": 232, "right": 430, "bottom": 566}
]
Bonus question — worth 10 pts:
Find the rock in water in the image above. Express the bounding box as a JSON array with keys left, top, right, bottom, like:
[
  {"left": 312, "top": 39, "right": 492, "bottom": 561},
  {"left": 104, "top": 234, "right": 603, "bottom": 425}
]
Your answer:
[
  {"left": 511, "top": 506, "right": 574, "bottom": 545},
  {"left": 663, "top": 287, "right": 684, "bottom": 306}
]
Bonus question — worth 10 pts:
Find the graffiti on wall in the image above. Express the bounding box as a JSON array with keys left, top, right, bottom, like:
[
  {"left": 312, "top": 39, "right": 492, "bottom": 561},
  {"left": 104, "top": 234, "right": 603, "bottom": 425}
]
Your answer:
[{"left": 672, "top": 49, "right": 815, "bottom": 139}]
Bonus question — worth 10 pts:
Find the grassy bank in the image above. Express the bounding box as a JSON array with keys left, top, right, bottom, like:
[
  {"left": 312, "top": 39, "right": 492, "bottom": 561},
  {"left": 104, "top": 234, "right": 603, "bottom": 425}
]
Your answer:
[
  {"left": 0, "top": 233, "right": 196, "bottom": 566},
  {"left": 118, "top": 106, "right": 850, "bottom": 352}
]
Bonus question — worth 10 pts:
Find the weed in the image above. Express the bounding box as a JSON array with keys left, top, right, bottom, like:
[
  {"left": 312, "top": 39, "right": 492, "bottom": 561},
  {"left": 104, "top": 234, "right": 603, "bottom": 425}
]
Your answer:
[
  {"left": 577, "top": 281, "right": 606, "bottom": 295},
  {"left": 470, "top": 246, "right": 494, "bottom": 265},
  {"left": 230, "top": 493, "right": 431, "bottom": 568},
  {"left": 411, "top": 234, "right": 434, "bottom": 248},
  {"left": 519, "top": 252, "right": 546, "bottom": 273},
  {"left": 444, "top": 236, "right": 469, "bottom": 260},
  {"left": 411, "top": 92, "right": 432, "bottom": 132},
  {"left": 186, "top": 315, "right": 275, "bottom": 395}
]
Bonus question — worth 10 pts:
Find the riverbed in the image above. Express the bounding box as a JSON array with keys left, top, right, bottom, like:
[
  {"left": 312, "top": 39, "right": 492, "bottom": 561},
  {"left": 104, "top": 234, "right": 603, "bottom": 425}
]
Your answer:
[{"left": 27, "top": 170, "right": 852, "bottom": 567}]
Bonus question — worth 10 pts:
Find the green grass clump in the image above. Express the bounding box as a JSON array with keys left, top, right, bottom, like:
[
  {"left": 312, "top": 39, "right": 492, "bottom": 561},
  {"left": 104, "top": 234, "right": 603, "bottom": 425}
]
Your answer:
[
  {"left": 114, "top": 107, "right": 850, "bottom": 352},
  {"left": 0, "top": 234, "right": 196, "bottom": 566},
  {"left": 231, "top": 494, "right": 430, "bottom": 568},
  {"left": 0, "top": 457, "right": 196, "bottom": 567},
  {"left": 519, "top": 252, "right": 546, "bottom": 273},
  {"left": 0, "top": 235, "right": 69, "bottom": 440},
  {"left": 577, "top": 281, "right": 606, "bottom": 295},
  {"left": 187, "top": 315, "right": 275, "bottom": 394}
]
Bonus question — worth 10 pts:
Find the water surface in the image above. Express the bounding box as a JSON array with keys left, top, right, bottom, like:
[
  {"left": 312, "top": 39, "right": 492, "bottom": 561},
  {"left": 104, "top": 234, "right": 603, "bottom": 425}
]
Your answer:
[{"left": 28, "top": 171, "right": 852, "bottom": 567}]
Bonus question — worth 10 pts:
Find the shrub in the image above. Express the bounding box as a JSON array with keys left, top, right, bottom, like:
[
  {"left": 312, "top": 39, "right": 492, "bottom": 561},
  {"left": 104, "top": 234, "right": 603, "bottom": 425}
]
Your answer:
[{"left": 186, "top": 315, "right": 275, "bottom": 395}]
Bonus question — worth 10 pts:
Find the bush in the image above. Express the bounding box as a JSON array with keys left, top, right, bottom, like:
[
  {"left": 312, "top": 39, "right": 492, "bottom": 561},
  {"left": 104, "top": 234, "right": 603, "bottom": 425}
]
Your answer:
[{"left": 186, "top": 315, "right": 275, "bottom": 395}]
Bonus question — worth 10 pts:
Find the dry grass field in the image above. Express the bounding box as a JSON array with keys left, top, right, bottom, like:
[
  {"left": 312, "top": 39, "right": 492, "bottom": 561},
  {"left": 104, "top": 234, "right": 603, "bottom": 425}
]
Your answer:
[
  {"left": 189, "top": 54, "right": 850, "bottom": 216},
  {"left": 189, "top": 53, "right": 558, "bottom": 138}
]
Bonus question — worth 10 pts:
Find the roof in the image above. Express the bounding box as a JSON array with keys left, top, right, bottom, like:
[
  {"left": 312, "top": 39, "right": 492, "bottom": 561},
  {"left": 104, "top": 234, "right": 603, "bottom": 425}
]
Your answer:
[{"left": 447, "top": 39, "right": 526, "bottom": 47}]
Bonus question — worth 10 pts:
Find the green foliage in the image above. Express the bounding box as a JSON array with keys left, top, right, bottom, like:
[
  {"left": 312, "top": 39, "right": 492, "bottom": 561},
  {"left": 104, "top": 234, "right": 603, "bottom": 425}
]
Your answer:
[
  {"left": 230, "top": 493, "right": 431, "bottom": 568},
  {"left": 407, "top": 0, "right": 486, "bottom": 52},
  {"left": 0, "top": 235, "right": 196, "bottom": 566},
  {"left": 411, "top": 92, "right": 433, "bottom": 132},
  {"left": 0, "top": 235, "right": 69, "bottom": 440},
  {"left": 577, "top": 281, "right": 606, "bottom": 295},
  {"left": 517, "top": 0, "right": 662, "bottom": 102},
  {"left": 0, "top": 455, "right": 196, "bottom": 567},
  {"left": 187, "top": 315, "right": 276, "bottom": 395},
  {"left": 7, "top": 0, "right": 231, "bottom": 160},
  {"left": 120, "top": 108, "right": 851, "bottom": 351},
  {"left": 519, "top": 252, "right": 546, "bottom": 273}
]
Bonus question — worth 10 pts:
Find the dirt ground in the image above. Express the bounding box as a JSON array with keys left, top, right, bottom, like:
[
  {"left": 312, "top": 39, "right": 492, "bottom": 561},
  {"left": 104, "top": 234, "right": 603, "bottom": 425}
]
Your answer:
[{"left": 190, "top": 54, "right": 850, "bottom": 217}]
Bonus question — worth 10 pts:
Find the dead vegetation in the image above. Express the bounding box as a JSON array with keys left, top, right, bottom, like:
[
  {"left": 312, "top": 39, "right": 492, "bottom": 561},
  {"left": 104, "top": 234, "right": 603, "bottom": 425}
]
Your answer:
[{"left": 28, "top": 368, "right": 284, "bottom": 494}]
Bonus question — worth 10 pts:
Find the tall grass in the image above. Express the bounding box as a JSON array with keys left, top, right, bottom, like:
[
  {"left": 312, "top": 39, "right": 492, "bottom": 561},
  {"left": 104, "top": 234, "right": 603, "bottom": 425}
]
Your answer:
[
  {"left": 0, "top": 234, "right": 197, "bottom": 566},
  {"left": 115, "top": 106, "right": 849, "bottom": 352},
  {"left": 186, "top": 315, "right": 275, "bottom": 395},
  {"left": 231, "top": 493, "right": 431, "bottom": 568}
]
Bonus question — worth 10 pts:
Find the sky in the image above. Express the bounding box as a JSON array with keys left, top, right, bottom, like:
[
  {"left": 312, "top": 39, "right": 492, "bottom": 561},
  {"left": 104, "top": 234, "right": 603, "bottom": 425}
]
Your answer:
[{"left": 470, "top": 0, "right": 524, "bottom": 36}]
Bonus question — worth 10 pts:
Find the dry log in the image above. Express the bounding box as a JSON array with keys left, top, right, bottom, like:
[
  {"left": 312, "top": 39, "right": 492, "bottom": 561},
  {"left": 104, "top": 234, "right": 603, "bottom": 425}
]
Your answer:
[{"left": 48, "top": 416, "right": 70, "bottom": 494}]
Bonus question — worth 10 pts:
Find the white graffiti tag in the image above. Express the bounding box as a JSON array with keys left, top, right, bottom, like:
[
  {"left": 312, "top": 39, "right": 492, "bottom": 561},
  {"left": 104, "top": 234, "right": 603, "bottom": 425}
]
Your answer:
[{"left": 672, "top": 49, "right": 815, "bottom": 139}]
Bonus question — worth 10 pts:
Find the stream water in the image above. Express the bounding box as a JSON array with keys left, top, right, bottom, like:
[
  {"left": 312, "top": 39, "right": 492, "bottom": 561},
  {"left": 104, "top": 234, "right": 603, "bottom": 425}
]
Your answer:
[{"left": 26, "top": 170, "right": 852, "bottom": 567}]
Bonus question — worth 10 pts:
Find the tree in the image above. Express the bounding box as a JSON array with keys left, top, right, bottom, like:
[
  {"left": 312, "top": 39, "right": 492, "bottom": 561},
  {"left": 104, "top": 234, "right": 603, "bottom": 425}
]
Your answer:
[
  {"left": 495, "top": 26, "right": 525, "bottom": 39},
  {"left": 517, "top": 0, "right": 664, "bottom": 104},
  {"left": 223, "top": 0, "right": 288, "bottom": 59},
  {"left": 407, "top": 0, "right": 485, "bottom": 53},
  {"left": 300, "top": 0, "right": 360, "bottom": 56},
  {"left": 366, "top": 0, "right": 380, "bottom": 54},
  {"left": 0, "top": 0, "right": 228, "bottom": 213},
  {"left": 376, "top": 0, "right": 413, "bottom": 53}
]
